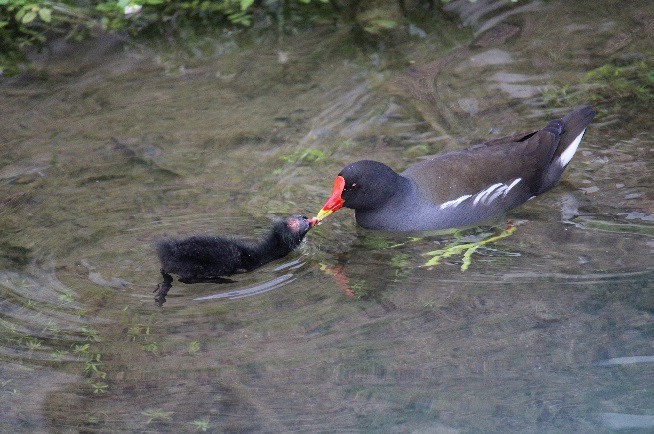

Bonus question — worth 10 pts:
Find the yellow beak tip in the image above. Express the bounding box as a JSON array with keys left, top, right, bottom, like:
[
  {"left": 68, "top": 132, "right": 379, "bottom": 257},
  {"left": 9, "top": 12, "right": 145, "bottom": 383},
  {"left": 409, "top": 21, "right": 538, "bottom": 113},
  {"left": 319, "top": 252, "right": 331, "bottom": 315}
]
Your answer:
[{"left": 316, "top": 209, "right": 333, "bottom": 220}]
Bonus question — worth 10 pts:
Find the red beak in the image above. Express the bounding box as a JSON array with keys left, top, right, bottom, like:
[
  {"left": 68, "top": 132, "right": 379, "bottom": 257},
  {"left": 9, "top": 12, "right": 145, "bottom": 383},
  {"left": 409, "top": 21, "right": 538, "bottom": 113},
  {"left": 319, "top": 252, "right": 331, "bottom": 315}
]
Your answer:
[{"left": 315, "top": 175, "right": 346, "bottom": 220}]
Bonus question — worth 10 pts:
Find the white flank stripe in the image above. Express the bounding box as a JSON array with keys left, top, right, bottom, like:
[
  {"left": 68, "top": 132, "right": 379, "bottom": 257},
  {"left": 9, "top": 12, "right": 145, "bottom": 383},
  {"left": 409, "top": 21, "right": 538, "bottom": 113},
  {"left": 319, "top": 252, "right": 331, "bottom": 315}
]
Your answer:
[
  {"left": 559, "top": 129, "right": 585, "bottom": 167},
  {"left": 473, "top": 183, "right": 503, "bottom": 205},
  {"left": 485, "top": 178, "right": 522, "bottom": 204},
  {"left": 440, "top": 194, "right": 472, "bottom": 210},
  {"left": 487, "top": 187, "right": 507, "bottom": 203},
  {"left": 441, "top": 178, "right": 523, "bottom": 209},
  {"left": 505, "top": 178, "right": 522, "bottom": 194}
]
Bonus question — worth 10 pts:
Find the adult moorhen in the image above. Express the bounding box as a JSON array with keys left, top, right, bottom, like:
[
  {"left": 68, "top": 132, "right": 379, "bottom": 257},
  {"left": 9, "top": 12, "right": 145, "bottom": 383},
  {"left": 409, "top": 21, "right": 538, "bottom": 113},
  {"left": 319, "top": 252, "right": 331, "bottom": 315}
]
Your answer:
[{"left": 315, "top": 105, "right": 595, "bottom": 231}]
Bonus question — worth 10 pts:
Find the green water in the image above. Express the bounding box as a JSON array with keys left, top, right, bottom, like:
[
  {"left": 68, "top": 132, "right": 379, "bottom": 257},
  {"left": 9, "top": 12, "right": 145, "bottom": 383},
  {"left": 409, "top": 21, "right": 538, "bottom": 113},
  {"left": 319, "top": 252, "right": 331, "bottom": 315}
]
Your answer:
[{"left": 1, "top": 0, "right": 652, "bottom": 431}]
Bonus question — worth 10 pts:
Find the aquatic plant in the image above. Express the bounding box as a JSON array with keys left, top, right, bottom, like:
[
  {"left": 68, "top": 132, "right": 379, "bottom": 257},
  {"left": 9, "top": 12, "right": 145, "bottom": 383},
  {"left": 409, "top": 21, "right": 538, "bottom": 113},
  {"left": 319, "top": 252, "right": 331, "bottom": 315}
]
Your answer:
[
  {"left": 585, "top": 61, "right": 654, "bottom": 103},
  {"left": 141, "top": 408, "right": 174, "bottom": 424},
  {"left": 23, "top": 336, "right": 43, "bottom": 350},
  {"left": 43, "top": 320, "right": 61, "bottom": 335},
  {"left": 187, "top": 340, "right": 201, "bottom": 355},
  {"left": 83, "top": 353, "right": 104, "bottom": 375},
  {"left": 0, "top": 0, "right": 481, "bottom": 75},
  {"left": 541, "top": 59, "right": 654, "bottom": 115},
  {"left": 89, "top": 381, "right": 108, "bottom": 394},
  {"left": 80, "top": 326, "right": 100, "bottom": 342},
  {"left": 423, "top": 224, "right": 517, "bottom": 271},
  {"left": 189, "top": 419, "right": 211, "bottom": 431},
  {"left": 126, "top": 315, "right": 153, "bottom": 341},
  {"left": 57, "top": 293, "right": 75, "bottom": 304},
  {"left": 51, "top": 349, "right": 68, "bottom": 360},
  {"left": 73, "top": 343, "right": 91, "bottom": 356},
  {"left": 143, "top": 342, "right": 159, "bottom": 354},
  {"left": 0, "top": 0, "right": 331, "bottom": 74}
]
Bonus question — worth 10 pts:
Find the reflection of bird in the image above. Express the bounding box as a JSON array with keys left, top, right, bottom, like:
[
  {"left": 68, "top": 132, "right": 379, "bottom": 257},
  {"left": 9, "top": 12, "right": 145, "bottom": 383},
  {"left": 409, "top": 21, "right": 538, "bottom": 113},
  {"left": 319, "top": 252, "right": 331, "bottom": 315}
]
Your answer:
[
  {"left": 154, "top": 215, "right": 316, "bottom": 305},
  {"left": 316, "top": 106, "right": 596, "bottom": 231}
]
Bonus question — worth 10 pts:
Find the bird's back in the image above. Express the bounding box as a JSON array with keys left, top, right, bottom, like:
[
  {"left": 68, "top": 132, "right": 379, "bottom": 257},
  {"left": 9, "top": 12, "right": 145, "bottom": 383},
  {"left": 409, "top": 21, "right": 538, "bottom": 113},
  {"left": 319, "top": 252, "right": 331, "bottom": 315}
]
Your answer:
[
  {"left": 402, "top": 105, "right": 595, "bottom": 206},
  {"left": 156, "top": 236, "right": 247, "bottom": 279}
]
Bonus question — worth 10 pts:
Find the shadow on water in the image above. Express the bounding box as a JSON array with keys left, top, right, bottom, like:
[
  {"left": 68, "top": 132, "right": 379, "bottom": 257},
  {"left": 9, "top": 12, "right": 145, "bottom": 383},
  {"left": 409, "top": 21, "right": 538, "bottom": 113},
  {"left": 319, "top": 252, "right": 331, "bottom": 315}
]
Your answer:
[{"left": 0, "top": 0, "right": 653, "bottom": 431}]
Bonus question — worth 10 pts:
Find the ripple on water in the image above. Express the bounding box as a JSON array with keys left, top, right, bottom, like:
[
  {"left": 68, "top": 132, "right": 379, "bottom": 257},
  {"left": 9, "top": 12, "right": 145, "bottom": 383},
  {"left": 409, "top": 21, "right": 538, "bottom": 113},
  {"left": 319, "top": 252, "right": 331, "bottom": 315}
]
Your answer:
[
  {"left": 0, "top": 267, "right": 105, "bottom": 363},
  {"left": 194, "top": 274, "right": 296, "bottom": 301},
  {"left": 0, "top": 0, "right": 652, "bottom": 431},
  {"left": 0, "top": 264, "right": 116, "bottom": 430}
]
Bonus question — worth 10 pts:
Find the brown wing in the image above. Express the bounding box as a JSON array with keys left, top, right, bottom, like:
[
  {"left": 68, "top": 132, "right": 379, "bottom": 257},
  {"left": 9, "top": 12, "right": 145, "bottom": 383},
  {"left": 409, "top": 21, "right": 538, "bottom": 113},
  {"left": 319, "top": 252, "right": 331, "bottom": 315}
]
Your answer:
[{"left": 401, "top": 124, "right": 562, "bottom": 204}]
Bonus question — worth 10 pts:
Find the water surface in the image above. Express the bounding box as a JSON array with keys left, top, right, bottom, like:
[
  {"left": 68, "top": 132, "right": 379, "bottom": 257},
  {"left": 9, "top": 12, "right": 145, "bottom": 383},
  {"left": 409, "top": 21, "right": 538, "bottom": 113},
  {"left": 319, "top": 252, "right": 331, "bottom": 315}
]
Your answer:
[{"left": 1, "top": 0, "right": 653, "bottom": 431}]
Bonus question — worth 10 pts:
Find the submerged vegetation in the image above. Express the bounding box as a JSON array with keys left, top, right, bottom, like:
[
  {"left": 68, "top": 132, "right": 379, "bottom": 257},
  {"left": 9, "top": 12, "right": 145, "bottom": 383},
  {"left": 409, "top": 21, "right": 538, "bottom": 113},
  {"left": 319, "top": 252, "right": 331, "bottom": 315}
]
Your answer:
[
  {"left": 0, "top": 0, "right": 323, "bottom": 74},
  {"left": 423, "top": 224, "right": 517, "bottom": 270},
  {"left": 542, "top": 58, "right": 654, "bottom": 117},
  {"left": 0, "top": 0, "right": 451, "bottom": 75}
]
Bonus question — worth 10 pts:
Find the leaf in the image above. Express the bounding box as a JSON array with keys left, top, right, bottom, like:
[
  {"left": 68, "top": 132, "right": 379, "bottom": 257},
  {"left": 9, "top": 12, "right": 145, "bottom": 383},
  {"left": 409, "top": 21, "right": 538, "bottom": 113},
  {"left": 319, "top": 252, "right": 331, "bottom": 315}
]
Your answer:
[
  {"left": 424, "top": 254, "right": 443, "bottom": 267},
  {"left": 370, "top": 19, "right": 397, "bottom": 29},
  {"left": 38, "top": 8, "right": 51, "bottom": 23},
  {"left": 460, "top": 245, "right": 479, "bottom": 271},
  {"left": 21, "top": 10, "right": 37, "bottom": 24},
  {"left": 240, "top": 0, "right": 254, "bottom": 11},
  {"left": 228, "top": 11, "right": 251, "bottom": 26}
]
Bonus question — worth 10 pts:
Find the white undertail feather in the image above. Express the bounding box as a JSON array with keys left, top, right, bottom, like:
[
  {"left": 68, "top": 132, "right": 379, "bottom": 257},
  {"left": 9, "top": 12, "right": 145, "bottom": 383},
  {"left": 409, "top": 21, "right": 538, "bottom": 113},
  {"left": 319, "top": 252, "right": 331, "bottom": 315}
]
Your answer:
[{"left": 559, "top": 129, "right": 586, "bottom": 167}]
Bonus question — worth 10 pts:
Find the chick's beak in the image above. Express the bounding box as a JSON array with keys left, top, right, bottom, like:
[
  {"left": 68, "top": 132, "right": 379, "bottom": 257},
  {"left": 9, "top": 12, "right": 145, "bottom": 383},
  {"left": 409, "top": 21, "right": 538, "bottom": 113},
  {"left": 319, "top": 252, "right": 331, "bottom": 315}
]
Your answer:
[{"left": 315, "top": 175, "right": 345, "bottom": 220}]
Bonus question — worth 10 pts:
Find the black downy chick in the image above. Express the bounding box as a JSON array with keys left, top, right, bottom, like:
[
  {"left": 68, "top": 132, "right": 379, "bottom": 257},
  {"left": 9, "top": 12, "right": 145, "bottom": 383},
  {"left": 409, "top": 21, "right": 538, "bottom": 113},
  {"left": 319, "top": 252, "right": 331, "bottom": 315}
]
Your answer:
[{"left": 154, "top": 215, "right": 316, "bottom": 304}]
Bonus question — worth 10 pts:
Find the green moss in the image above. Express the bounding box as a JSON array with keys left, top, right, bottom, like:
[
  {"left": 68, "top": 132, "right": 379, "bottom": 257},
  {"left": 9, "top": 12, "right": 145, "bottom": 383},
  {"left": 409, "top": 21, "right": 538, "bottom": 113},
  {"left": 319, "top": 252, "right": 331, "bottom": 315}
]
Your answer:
[
  {"left": 280, "top": 148, "right": 326, "bottom": 164},
  {"left": 542, "top": 59, "right": 654, "bottom": 113},
  {"left": 585, "top": 61, "right": 654, "bottom": 101}
]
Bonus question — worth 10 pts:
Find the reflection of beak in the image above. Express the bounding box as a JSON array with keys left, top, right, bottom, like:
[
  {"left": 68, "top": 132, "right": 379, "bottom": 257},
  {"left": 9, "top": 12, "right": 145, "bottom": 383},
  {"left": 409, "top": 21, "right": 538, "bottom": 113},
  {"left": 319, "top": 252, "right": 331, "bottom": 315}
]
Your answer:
[{"left": 316, "top": 175, "right": 345, "bottom": 220}]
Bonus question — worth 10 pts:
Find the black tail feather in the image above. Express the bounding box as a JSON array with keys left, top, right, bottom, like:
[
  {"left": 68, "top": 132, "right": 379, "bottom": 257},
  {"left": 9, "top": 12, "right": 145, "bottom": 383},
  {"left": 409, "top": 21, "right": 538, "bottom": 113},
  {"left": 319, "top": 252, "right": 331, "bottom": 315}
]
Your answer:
[
  {"left": 555, "top": 105, "right": 596, "bottom": 161},
  {"left": 537, "top": 105, "right": 595, "bottom": 194}
]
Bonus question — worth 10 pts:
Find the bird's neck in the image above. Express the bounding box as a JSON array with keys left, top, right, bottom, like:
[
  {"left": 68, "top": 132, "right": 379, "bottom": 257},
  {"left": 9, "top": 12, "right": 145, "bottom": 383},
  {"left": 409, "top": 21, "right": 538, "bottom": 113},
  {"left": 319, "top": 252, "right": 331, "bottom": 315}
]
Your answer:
[
  {"left": 241, "top": 227, "right": 296, "bottom": 269},
  {"left": 355, "top": 176, "right": 418, "bottom": 230}
]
